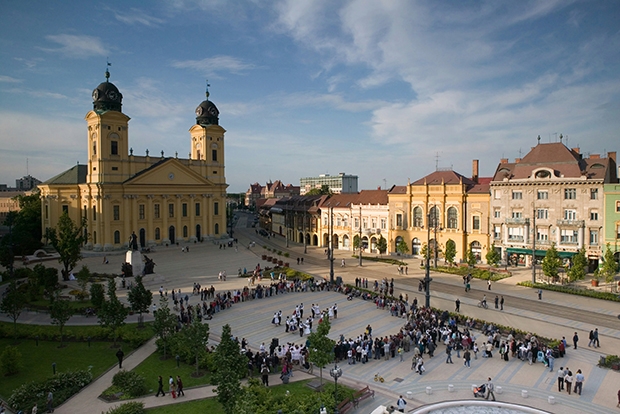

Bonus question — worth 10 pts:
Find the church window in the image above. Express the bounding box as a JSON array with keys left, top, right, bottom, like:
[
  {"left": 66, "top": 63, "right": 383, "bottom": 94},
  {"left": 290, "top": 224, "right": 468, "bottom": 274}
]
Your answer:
[
  {"left": 139, "top": 204, "right": 145, "bottom": 220},
  {"left": 155, "top": 227, "right": 160, "bottom": 240},
  {"left": 113, "top": 205, "right": 120, "bottom": 220},
  {"left": 215, "top": 223, "right": 219, "bottom": 234},
  {"left": 111, "top": 141, "right": 118, "bottom": 155},
  {"left": 183, "top": 226, "right": 188, "bottom": 238},
  {"left": 195, "top": 202, "right": 200, "bottom": 216},
  {"left": 45, "top": 205, "right": 49, "bottom": 219},
  {"left": 212, "top": 149, "right": 217, "bottom": 161},
  {"left": 214, "top": 202, "right": 219, "bottom": 215},
  {"left": 182, "top": 203, "right": 188, "bottom": 217},
  {"left": 413, "top": 207, "right": 423, "bottom": 227},
  {"left": 114, "top": 231, "right": 120, "bottom": 244},
  {"left": 168, "top": 203, "right": 174, "bottom": 218},
  {"left": 447, "top": 207, "right": 458, "bottom": 229},
  {"left": 93, "top": 206, "right": 96, "bottom": 221},
  {"left": 93, "top": 141, "right": 97, "bottom": 155},
  {"left": 62, "top": 205, "right": 68, "bottom": 214},
  {"left": 473, "top": 216, "right": 480, "bottom": 230},
  {"left": 154, "top": 203, "right": 160, "bottom": 219}
]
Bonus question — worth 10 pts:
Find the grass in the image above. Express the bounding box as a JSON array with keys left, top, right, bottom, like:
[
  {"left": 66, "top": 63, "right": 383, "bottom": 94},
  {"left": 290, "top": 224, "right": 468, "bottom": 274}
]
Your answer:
[{"left": 0, "top": 337, "right": 126, "bottom": 400}]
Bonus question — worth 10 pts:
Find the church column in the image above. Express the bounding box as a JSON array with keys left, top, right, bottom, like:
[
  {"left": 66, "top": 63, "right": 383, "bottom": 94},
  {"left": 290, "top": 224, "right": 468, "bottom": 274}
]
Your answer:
[
  {"left": 103, "top": 195, "right": 112, "bottom": 250},
  {"left": 162, "top": 195, "right": 169, "bottom": 245},
  {"left": 146, "top": 195, "right": 154, "bottom": 246},
  {"left": 123, "top": 195, "right": 131, "bottom": 248},
  {"left": 132, "top": 196, "right": 139, "bottom": 247},
  {"left": 94, "top": 196, "right": 102, "bottom": 249},
  {"left": 176, "top": 195, "right": 183, "bottom": 241},
  {"left": 189, "top": 194, "right": 196, "bottom": 242},
  {"left": 202, "top": 194, "right": 209, "bottom": 237}
]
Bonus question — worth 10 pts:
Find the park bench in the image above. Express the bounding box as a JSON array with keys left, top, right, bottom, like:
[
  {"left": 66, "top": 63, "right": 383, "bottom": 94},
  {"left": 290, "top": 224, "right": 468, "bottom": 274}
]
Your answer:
[
  {"left": 337, "top": 397, "right": 354, "bottom": 414},
  {"left": 353, "top": 385, "right": 375, "bottom": 408}
]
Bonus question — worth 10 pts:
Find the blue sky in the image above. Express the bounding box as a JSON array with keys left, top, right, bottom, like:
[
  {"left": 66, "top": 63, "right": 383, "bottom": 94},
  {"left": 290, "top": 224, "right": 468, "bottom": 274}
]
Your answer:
[{"left": 1, "top": 1, "right": 619, "bottom": 193}]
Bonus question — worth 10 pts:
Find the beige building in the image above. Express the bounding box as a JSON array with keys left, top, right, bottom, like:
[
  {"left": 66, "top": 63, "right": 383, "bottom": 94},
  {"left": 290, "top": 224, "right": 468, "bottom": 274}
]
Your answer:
[
  {"left": 489, "top": 139, "right": 617, "bottom": 268},
  {"left": 244, "top": 180, "right": 300, "bottom": 207},
  {"left": 38, "top": 70, "right": 227, "bottom": 251},
  {"left": 387, "top": 161, "right": 491, "bottom": 264}
]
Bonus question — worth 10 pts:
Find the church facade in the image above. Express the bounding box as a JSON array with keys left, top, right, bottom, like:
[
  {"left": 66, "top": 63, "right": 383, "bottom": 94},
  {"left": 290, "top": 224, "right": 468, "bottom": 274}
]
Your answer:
[{"left": 38, "top": 71, "right": 228, "bottom": 251}]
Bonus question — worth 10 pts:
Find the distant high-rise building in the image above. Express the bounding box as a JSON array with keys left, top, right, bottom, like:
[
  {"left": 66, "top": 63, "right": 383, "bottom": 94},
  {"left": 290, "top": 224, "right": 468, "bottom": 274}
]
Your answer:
[
  {"left": 15, "top": 175, "right": 42, "bottom": 191},
  {"left": 300, "top": 173, "right": 358, "bottom": 195}
]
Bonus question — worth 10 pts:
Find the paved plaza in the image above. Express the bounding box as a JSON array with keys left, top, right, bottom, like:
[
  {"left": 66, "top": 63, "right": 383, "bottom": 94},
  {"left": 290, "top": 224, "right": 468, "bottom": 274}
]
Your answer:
[{"left": 2, "top": 215, "right": 620, "bottom": 413}]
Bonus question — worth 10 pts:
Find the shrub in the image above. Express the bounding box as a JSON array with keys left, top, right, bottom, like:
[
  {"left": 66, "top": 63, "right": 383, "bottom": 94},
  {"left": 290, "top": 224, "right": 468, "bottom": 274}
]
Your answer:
[
  {"left": 105, "top": 401, "right": 146, "bottom": 414},
  {"left": 112, "top": 370, "right": 148, "bottom": 398},
  {"left": 8, "top": 369, "right": 92, "bottom": 411},
  {"left": 517, "top": 281, "right": 620, "bottom": 302},
  {"left": 0, "top": 345, "right": 22, "bottom": 375}
]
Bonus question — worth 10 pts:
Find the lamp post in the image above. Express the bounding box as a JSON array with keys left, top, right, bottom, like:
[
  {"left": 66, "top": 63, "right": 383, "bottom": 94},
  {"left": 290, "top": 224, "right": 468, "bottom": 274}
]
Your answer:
[
  {"left": 424, "top": 211, "right": 432, "bottom": 308},
  {"left": 532, "top": 203, "right": 536, "bottom": 283},
  {"left": 330, "top": 364, "right": 343, "bottom": 414},
  {"left": 359, "top": 205, "right": 363, "bottom": 266},
  {"left": 329, "top": 206, "right": 335, "bottom": 285}
]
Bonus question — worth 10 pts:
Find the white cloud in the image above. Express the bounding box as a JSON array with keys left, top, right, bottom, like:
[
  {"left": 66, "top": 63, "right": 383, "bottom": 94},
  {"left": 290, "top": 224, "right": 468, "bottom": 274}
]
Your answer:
[
  {"left": 111, "top": 7, "right": 164, "bottom": 26},
  {"left": 171, "top": 56, "right": 255, "bottom": 76},
  {"left": 40, "top": 34, "right": 108, "bottom": 58},
  {"left": 0, "top": 75, "right": 22, "bottom": 83}
]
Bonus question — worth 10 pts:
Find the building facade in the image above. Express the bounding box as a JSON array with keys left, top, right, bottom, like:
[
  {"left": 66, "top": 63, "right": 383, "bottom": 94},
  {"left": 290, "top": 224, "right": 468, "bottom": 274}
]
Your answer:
[
  {"left": 489, "top": 140, "right": 616, "bottom": 268},
  {"left": 603, "top": 183, "right": 620, "bottom": 260},
  {"left": 38, "top": 70, "right": 228, "bottom": 251},
  {"left": 300, "top": 173, "right": 358, "bottom": 195},
  {"left": 387, "top": 161, "right": 491, "bottom": 264},
  {"left": 244, "top": 180, "right": 300, "bottom": 207}
]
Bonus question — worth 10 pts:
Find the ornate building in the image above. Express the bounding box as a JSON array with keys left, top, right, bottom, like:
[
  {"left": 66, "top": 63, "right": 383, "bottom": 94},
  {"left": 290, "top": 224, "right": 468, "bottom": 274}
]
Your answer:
[{"left": 38, "top": 70, "right": 228, "bottom": 251}]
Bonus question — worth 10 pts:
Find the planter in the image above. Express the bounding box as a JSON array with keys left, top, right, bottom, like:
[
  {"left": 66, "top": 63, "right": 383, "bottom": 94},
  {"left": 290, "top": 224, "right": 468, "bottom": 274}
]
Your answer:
[
  {"left": 261, "top": 255, "right": 267, "bottom": 260},
  {"left": 284, "top": 262, "right": 289, "bottom": 267},
  {"left": 267, "top": 256, "right": 272, "bottom": 261},
  {"left": 278, "top": 260, "right": 283, "bottom": 266},
  {"left": 591, "top": 279, "right": 599, "bottom": 287},
  {"left": 272, "top": 258, "right": 278, "bottom": 264}
]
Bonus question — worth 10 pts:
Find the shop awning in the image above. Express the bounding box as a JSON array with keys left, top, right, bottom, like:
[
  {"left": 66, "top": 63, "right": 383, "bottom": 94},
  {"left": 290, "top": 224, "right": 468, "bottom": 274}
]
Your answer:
[{"left": 506, "top": 247, "right": 576, "bottom": 258}]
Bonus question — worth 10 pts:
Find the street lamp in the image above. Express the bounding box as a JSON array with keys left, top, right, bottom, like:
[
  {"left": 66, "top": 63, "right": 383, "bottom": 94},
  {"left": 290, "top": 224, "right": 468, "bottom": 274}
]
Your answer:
[
  {"left": 424, "top": 211, "right": 433, "bottom": 308},
  {"left": 329, "top": 206, "right": 335, "bottom": 285},
  {"left": 359, "top": 205, "right": 363, "bottom": 266},
  {"left": 531, "top": 202, "right": 537, "bottom": 283},
  {"left": 330, "top": 364, "right": 343, "bottom": 414}
]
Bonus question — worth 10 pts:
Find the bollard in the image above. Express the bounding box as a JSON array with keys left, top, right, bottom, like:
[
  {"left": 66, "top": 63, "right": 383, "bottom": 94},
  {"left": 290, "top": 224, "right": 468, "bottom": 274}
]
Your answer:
[
  {"left": 52, "top": 362, "right": 56, "bottom": 375},
  {"left": 496, "top": 386, "right": 503, "bottom": 394},
  {"left": 548, "top": 396, "right": 555, "bottom": 405},
  {"left": 406, "top": 391, "right": 412, "bottom": 399},
  {"left": 425, "top": 386, "right": 432, "bottom": 395},
  {"left": 448, "top": 384, "right": 454, "bottom": 393},
  {"left": 176, "top": 355, "right": 180, "bottom": 368},
  {"left": 521, "top": 390, "right": 528, "bottom": 398}
]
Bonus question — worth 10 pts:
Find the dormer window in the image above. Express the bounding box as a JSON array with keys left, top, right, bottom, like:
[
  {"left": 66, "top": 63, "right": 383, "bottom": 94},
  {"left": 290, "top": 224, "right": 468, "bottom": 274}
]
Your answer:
[{"left": 535, "top": 170, "right": 550, "bottom": 178}]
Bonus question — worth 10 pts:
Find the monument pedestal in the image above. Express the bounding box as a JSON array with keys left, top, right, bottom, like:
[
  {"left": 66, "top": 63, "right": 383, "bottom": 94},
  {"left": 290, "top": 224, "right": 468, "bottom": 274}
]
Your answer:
[{"left": 126, "top": 250, "right": 144, "bottom": 276}]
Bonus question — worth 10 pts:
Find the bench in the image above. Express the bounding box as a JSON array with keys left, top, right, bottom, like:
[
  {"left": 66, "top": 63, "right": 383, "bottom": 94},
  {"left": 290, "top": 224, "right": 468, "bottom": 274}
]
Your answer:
[
  {"left": 353, "top": 385, "right": 375, "bottom": 408},
  {"left": 337, "top": 397, "right": 354, "bottom": 414}
]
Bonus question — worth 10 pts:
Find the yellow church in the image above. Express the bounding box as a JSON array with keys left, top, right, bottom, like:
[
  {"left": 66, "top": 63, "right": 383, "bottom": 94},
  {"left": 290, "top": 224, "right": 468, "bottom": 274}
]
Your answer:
[{"left": 38, "top": 70, "right": 228, "bottom": 251}]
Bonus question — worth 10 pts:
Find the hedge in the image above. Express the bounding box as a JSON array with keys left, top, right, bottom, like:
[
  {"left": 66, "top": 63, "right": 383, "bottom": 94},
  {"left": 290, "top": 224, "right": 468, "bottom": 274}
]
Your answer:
[{"left": 517, "top": 281, "right": 620, "bottom": 302}]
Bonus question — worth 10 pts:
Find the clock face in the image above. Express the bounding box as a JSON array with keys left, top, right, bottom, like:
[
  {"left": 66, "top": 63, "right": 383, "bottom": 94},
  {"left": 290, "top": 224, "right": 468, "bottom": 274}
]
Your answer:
[
  {"left": 195, "top": 143, "right": 202, "bottom": 150},
  {"left": 195, "top": 106, "right": 203, "bottom": 116},
  {"left": 107, "top": 90, "right": 118, "bottom": 100},
  {"left": 92, "top": 89, "right": 99, "bottom": 100},
  {"left": 208, "top": 106, "right": 218, "bottom": 116},
  {"left": 168, "top": 173, "right": 174, "bottom": 180}
]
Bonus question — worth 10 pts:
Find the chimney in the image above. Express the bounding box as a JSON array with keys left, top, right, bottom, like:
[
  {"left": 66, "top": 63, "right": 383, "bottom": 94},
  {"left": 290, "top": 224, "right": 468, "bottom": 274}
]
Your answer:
[
  {"left": 572, "top": 147, "right": 580, "bottom": 155},
  {"left": 515, "top": 158, "right": 521, "bottom": 163},
  {"left": 472, "top": 159, "right": 479, "bottom": 183},
  {"left": 500, "top": 158, "right": 509, "bottom": 164},
  {"left": 590, "top": 154, "right": 600, "bottom": 159},
  {"left": 608, "top": 151, "right": 616, "bottom": 162}
]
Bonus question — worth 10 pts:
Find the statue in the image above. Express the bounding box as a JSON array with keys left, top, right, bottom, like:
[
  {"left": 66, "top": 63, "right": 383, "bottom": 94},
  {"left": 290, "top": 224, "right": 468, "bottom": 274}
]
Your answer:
[
  {"left": 143, "top": 255, "right": 156, "bottom": 275},
  {"left": 129, "top": 231, "right": 139, "bottom": 251}
]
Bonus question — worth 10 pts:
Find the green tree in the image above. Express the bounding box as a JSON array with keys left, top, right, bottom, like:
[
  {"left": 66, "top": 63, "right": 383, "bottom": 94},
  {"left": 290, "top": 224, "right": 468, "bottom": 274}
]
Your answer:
[
  {"left": 0, "top": 211, "right": 18, "bottom": 279},
  {"left": 90, "top": 283, "right": 105, "bottom": 310},
  {"left": 466, "top": 248, "right": 477, "bottom": 267},
  {"left": 444, "top": 239, "right": 456, "bottom": 265},
  {"left": 376, "top": 236, "right": 387, "bottom": 255},
  {"left": 0, "top": 345, "right": 22, "bottom": 376},
  {"left": 396, "top": 240, "right": 409, "bottom": 255},
  {"left": 47, "top": 212, "right": 88, "bottom": 281},
  {"left": 11, "top": 192, "right": 43, "bottom": 255},
  {"left": 307, "top": 317, "right": 335, "bottom": 386},
  {"left": 0, "top": 281, "right": 26, "bottom": 340},
  {"left": 176, "top": 307, "right": 210, "bottom": 375},
  {"left": 33, "top": 263, "right": 59, "bottom": 301},
  {"left": 127, "top": 275, "right": 152, "bottom": 327},
  {"left": 420, "top": 243, "right": 430, "bottom": 260},
  {"left": 486, "top": 243, "right": 501, "bottom": 267},
  {"left": 75, "top": 265, "right": 91, "bottom": 300},
  {"left": 600, "top": 243, "right": 619, "bottom": 286},
  {"left": 212, "top": 324, "right": 245, "bottom": 414},
  {"left": 542, "top": 243, "right": 562, "bottom": 281},
  {"left": 152, "top": 296, "right": 178, "bottom": 360},
  {"left": 567, "top": 248, "right": 588, "bottom": 282},
  {"left": 306, "top": 184, "right": 332, "bottom": 196},
  {"left": 50, "top": 298, "right": 74, "bottom": 347},
  {"left": 98, "top": 279, "right": 129, "bottom": 346}
]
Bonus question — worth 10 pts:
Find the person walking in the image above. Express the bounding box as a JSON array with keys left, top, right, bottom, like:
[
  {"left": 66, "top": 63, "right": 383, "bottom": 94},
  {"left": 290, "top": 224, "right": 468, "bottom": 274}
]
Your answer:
[
  {"left": 46, "top": 391, "right": 53, "bottom": 413},
  {"left": 538, "top": 289, "right": 543, "bottom": 300},
  {"left": 463, "top": 349, "right": 471, "bottom": 368},
  {"left": 396, "top": 395, "right": 407, "bottom": 412},
  {"left": 116, "top": 348, "right": 124, "bottom": 369},
  {"left": 445, "top": 343, "right": 454, "bottom": 364},
  {"left": 494, "top": 295, "right": 499, "bottom": 309},
  {"left": 557, "top": 367, "right": 565, "bottom": 391},
  {"left": 485, "top": 377, "right": 496, "bottom": 401},
  {"left": 487, "top": 280, "right": 491, "bottom": 290},
  {"left": 564, "top": 370, "right": 573, "bottom": 395},
  {"left": 155, "top": 375, "right": 165, "bottom": 397},
  {"left": 455, "top": 298, "right": 460, "bottom": 313},
  {"left": 261, "top": 364, "right": 270, "bottom": 386},
  {"left": 500, "top": 296, "right": 504, "bottom": 311},
  {"left": 572, "top": 332, "right": 579, "bottom": 350},
  {"left": 574, "top": 370, "right": 584, "bottom": 395},
  {"left": 593, "top": 328, "right": 600, "bottom": 348},
  {"left": 176, "top": 376, "right": 185, "bottom": 396}
]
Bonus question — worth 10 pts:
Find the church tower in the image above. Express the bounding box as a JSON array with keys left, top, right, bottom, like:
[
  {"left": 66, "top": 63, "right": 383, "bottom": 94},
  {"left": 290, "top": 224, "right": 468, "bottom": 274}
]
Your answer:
[{"left": 86, "top": 67, "right": 131, "bottom": 184}]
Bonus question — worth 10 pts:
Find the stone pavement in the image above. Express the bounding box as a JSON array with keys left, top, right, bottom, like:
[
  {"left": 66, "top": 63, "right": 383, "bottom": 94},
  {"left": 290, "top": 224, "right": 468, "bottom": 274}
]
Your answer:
[{"left": 2, "top": 213, "right": 619, "bottom": 413}]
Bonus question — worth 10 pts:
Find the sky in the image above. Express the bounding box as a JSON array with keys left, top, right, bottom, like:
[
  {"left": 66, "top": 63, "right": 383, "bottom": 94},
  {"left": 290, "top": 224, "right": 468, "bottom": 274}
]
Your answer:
[{"left": 1, "top": 1, "right": 619, "bottom": 193}]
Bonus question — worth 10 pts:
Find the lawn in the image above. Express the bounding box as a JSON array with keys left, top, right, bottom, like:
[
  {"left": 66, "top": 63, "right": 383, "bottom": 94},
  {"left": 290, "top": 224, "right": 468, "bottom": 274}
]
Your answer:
[{"left": 0, "top": 337, "right": 124, "bottom": 400}]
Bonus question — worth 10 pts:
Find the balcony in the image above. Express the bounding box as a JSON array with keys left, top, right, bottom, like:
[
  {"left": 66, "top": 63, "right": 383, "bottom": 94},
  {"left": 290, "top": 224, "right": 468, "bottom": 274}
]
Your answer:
[
  {"left": 505, "top": 218, "right": 529, "bottom": 225},
  {"left": 557, "top": 219, "right": 585, "bottom": 227}
]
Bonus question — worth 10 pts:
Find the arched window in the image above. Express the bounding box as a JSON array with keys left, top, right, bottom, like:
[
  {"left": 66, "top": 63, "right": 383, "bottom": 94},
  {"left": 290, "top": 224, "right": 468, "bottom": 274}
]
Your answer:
[
  {"left": 183, "top": 225, "right": 188, "bottom": 238},
  {"left": 412, "top": 238, "right": 421, "bottom": 255},
  {"left": 155, "top": 227, "right": 160, "bottom": 240},
  {"left": 215, "top": 223, "right": 219, "bottom": 234},
  {"left": 429, "top": 206, "right": 440, "bottom": 227},
  {"left": 114, "top": 230, "right": 120, "bottom": 244},
  {"left": 413, "top": 207, "right": 423, "bottom": 227},
  {"left": 447, "top": 207, "right": 458, "bottom": 229}
]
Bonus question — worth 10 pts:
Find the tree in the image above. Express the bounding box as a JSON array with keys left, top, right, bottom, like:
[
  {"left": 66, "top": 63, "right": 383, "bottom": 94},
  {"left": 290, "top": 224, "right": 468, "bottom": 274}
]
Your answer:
[
  {"left": 0, "top": 281, "right": 26, "bottom": 340},
  {"left": 152, "top": 296, "right": 178, "bottom": 360},
  {"left": 376, "top": 236, "right": 387, "bottom": 255},
  {"left": 444, "top": 239, "right": 456, "bottom": 265},
  {"left": 11, "top": 192, "right": 43, "bottom": 255},
  {"left": 90, "top": 283, "right": 105, "bottom": 310},
  {"left": 50, "top": 298, "right": 74, "bottom": 347},
  {"left": 211, "top": 324, "right": 245, "bottom": 414},
  {"left": 307, "top": 316, "right": 335, "bottom": 386},
  {"left": 306, "top": 184, "right": 332, "bottom": 196},
  {"left": 47, "top": 212, "right": 88, "bottom": 281},
  {"left": 0, "top": 211, "right": 18, "bottom": 279},
  {"left": 0, "top": 345, "right": 22, "bottom": 376},
  {"left": 486, "top": 243, "right": 501, "bottom": 267},
  {"left": 567, "top": 248, "right": 588, "bottom": 282},
  {"left": 98, "top": 279, "right": 129, "bottom": 346},
  {"left": 396, "top": 240, "right": 409, "bottom": 255},
  {"left": 420, "top": 243, "right": 430, "bottom": 260},
  {"left": 176, "top": 307, "right": 210, "bottom": 376},
  {"left": 542, "top": 243, "right": 562, "bottom": 281},
  {"left": 599, "top": 243, "right": 619, "bottom": 287},
  {"left": 75, "top": 265, "right": 91, "bottom": 301},
  {"left": 127, "top": 275, "right": 152, "bottom": 327},
  {"left": 466, "top": 248, "right": 477, "bottom": 267},
  {"left": 33, "top": 263, "right": 59, "bottom": 301}
]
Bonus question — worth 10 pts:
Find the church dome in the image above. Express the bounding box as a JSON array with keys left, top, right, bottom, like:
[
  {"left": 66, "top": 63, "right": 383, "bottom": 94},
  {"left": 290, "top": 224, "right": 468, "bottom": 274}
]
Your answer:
[
  {"left": 92, "top": 68, "right": 123, "bottom": 112},
  {"left": 195, "top": 99, "right": 219, "bottom": 126}
]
